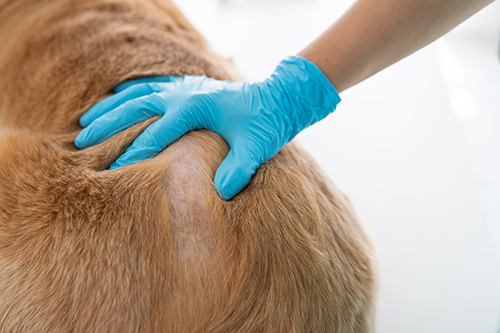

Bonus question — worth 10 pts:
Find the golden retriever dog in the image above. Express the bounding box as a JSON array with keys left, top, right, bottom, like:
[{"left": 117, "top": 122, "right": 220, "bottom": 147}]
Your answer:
[{"left": 0, "top": 0, "right": 376, "bottom": 332}]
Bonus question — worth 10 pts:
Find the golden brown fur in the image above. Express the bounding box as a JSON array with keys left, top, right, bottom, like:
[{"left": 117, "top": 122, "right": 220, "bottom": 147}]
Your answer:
[{"left": 0, "top": 0, "right": 376, "bottom": 332}]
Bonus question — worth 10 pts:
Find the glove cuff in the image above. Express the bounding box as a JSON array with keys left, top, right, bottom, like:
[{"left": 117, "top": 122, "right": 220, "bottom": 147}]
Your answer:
[{"left": 271, "top": 56, "right": 341, "bottom": 137}]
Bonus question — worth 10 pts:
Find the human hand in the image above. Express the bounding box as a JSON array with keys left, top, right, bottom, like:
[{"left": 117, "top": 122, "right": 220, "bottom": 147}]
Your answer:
[{"left": 75, "top": 56, "right": 340, "bottom": 200}]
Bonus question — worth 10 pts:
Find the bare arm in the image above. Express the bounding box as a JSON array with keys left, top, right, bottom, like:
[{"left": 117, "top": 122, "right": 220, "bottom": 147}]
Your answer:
[{"left": 298, "top": 0, "right": 496, "bottom": 93}]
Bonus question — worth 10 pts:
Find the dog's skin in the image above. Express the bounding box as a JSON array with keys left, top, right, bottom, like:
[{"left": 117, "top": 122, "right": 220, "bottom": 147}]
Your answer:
[{"left": 0, "top": 0, "right": 376, "bottom": 332}]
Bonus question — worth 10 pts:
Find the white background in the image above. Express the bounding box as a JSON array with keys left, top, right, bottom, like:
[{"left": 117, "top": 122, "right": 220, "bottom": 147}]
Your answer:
[{"left": 172, "top": 0, "right": 500, "bottom": 331}]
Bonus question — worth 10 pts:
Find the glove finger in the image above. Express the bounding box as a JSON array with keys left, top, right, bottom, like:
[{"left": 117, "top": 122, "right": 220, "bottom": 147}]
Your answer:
[
  {"left": 76, "top": 93, "right": 166, "bottom": 148},
  {"left": 80, "top": 83, "right": 158, "bottom": 127},
  {"left": 213, "top": 142, "right": 260, "bottom": 200},
  {"left": 109, "top": 107, "right": 197, "bottom": 170},
  {"left": 114, "top": 75, "right": 183, "bottom": 93}
]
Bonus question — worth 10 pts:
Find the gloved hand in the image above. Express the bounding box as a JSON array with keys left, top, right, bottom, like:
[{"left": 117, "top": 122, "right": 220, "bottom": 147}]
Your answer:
[{"left": 75, "top": 56, "right": 340, "bottom": 200}]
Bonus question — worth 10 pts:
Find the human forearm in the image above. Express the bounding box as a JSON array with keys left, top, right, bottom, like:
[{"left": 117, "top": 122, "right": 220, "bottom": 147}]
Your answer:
[{"left": 298, "top": 0, "right": 495, "bottom": 92}]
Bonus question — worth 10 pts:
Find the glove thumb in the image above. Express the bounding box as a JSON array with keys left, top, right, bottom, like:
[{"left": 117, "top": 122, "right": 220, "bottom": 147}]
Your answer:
[{"left": 213, "top": 145, "right": 260, "bottom": 201}]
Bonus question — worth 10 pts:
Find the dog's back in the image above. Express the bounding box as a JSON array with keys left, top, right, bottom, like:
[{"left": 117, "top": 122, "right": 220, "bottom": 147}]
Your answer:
[{"left": 0, "top": 1, "right": 376, "bottom": 332}]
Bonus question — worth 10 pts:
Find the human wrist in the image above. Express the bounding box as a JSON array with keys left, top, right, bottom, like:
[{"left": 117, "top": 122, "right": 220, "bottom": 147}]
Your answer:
[{"left": 270, "top": 56, "right": 341, "bottom": 137}]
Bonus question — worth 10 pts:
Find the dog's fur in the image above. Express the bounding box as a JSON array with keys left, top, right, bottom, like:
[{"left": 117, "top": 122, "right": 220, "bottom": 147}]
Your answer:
[{"left": 0, "top": 0, "right": 376, "bottom": 332}]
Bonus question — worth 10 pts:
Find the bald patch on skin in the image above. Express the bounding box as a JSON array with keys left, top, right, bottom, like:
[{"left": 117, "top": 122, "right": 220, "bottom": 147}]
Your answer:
[{"left": 159, "top": 134, "right": 221, "bottom": 268}]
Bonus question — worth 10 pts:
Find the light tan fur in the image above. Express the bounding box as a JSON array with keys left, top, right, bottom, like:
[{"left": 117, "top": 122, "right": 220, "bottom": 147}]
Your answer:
[{"left": 0, "top": 1, "right": 376, "bottom": 332}]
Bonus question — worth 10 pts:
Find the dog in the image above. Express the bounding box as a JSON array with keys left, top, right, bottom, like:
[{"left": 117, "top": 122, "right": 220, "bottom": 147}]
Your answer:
[{"left": 0, "top": 0, "right": 376, "bottom": 331}]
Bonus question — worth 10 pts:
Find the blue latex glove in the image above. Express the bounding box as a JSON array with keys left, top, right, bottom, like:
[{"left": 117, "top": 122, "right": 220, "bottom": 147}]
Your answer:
[{"left": 75, "top": 56, "right": 340, "bottom": 200}]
